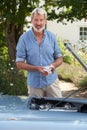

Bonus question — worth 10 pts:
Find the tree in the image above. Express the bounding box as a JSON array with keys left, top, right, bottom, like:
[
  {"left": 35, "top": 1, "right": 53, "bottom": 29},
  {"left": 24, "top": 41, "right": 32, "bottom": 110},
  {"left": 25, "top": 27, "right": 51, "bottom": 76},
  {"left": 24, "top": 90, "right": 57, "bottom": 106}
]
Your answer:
[
  {"left": 44, "top": 0, "right": 87, "bottom": 22},
  {"left": 0, "top": 0, "right": 40, "bottom": 64}
]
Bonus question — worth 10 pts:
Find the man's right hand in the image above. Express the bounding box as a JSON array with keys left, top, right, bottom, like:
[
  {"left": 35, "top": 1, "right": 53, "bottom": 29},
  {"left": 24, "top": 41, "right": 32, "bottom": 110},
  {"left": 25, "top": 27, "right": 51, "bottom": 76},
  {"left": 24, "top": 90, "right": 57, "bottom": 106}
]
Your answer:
[{"left": 37, "top": 66, "right": 49, "bottom": 76}]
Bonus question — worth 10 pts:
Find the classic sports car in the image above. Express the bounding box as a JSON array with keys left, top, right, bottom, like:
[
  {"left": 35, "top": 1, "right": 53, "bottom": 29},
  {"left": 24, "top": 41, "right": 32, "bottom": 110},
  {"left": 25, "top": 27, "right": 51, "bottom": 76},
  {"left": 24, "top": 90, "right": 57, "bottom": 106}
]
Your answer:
[{"left": 0, "top": 95, "right": 87, "bottom": 130}]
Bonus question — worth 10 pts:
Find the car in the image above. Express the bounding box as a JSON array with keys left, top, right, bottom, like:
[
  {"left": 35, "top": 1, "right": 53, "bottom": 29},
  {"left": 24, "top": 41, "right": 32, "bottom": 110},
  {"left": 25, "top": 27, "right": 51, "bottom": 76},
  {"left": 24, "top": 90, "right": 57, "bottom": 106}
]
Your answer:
[{"left": 0, "top": 95, "right": 87, "bottom": 130}]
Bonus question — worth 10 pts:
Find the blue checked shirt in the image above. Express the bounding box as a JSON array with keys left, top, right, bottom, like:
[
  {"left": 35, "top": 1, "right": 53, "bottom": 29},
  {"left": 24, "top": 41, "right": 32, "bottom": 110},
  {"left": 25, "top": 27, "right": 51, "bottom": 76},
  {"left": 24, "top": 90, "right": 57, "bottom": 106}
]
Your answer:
[{"left": 16, "top": 29, "right": 62, "bottom": 88}]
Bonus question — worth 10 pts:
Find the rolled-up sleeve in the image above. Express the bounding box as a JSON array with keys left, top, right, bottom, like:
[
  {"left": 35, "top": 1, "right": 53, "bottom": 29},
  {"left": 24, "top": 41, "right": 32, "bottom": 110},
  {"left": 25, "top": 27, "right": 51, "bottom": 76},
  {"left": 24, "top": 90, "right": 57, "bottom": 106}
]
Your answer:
[
  {"left": 16, "top": 36, "right": 26, "bottom": 62},
  {"left": 52, "top": 34, "right": 62, "bottom": 59}
]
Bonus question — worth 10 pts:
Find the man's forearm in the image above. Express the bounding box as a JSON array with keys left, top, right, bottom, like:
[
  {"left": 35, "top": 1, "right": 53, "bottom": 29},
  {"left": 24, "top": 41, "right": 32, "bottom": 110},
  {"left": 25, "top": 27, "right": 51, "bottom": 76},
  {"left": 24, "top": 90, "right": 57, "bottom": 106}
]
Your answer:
[
  {"left": 52, "top": 57, "right": 63, "bottom": 68},
  {"left": 16, "top": 62, "right": 38, "bottom": 71}
]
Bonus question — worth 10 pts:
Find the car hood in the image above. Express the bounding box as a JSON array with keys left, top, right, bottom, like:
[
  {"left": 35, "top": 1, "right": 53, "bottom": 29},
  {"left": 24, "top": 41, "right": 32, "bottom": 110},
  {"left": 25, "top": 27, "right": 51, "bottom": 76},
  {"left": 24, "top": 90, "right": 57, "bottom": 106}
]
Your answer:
[{"left": 0, "top": 95, "right": 87, "bottom": 130}]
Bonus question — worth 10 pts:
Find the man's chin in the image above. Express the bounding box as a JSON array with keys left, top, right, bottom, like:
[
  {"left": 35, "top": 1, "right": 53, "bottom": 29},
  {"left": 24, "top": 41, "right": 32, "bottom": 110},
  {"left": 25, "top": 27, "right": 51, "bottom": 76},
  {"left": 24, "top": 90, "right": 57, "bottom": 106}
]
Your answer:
[
  {"left": 35, "top": 28, "right": 44, "bottom": 32},
  {"left": 33, "top": 26, "right": 45, "bottom": 32},
  {"left": 36, "top": 29, "right": 44, "bottom": 32}
]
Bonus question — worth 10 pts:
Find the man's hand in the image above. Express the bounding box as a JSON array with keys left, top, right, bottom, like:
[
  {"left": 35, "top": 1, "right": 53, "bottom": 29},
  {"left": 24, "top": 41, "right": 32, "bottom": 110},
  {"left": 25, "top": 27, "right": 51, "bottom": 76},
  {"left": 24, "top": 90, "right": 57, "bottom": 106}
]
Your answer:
[
  {"left": 49, "top": 64, "right": 55, "bottom": 73},
  {"left": 43, "top": 64, "right": 55, "bottom": 76},
  {"left": 37, "top": 64, "right": 55, "bottom": 76},
  {"left": 37, "top": 66, "right": 49, "bottom": 76}
]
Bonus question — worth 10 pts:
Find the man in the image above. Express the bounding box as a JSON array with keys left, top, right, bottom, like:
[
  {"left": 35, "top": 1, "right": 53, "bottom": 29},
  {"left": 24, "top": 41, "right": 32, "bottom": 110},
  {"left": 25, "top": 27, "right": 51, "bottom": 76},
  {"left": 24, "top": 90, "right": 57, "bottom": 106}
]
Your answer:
[{"left": 16, "top": 7, "right": 63, "bottom": 98}]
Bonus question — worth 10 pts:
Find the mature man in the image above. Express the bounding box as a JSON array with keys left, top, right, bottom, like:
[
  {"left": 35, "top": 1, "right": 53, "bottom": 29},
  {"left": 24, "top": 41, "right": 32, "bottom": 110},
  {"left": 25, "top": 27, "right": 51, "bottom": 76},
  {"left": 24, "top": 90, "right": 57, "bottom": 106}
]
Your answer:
[{"left": 16, "top": 7, "right": 63, "bottom": 98}]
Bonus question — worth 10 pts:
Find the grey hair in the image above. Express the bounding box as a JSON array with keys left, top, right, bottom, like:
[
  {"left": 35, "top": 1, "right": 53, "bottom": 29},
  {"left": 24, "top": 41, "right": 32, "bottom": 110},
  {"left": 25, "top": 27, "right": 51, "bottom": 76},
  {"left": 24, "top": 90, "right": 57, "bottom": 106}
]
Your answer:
[{"left": 31, "top": 7, "right": 47, "bottom": 20}]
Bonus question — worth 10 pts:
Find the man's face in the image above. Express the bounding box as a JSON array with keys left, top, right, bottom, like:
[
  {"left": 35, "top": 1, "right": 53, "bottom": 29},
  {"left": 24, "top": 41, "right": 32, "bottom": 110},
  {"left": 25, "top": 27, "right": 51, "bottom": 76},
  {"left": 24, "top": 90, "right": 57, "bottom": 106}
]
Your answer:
[{"left": 31, "top": 13, "right": 46, "bottom": 32}]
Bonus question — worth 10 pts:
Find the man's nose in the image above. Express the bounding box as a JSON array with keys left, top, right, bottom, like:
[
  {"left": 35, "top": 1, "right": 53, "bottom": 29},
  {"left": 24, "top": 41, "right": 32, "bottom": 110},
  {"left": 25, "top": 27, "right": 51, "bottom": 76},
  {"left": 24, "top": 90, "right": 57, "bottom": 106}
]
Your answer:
[{"left": 37, "top": 20, "right": 41, "bottom": 24}]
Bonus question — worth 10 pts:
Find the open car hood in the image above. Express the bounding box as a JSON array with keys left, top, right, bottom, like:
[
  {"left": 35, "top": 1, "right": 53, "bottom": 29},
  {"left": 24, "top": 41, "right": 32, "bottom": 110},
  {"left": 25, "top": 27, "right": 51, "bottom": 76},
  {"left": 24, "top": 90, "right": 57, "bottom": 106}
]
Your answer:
[{"left": 0, "top": 95, "right": 87, "bottom": 130}]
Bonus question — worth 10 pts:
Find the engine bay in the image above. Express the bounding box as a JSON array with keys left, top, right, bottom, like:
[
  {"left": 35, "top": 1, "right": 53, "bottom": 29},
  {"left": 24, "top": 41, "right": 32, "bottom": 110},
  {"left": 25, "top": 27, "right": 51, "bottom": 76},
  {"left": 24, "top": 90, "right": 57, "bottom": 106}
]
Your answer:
[{"left": 28, "top": 97, "right": 87, "bottom": 113}]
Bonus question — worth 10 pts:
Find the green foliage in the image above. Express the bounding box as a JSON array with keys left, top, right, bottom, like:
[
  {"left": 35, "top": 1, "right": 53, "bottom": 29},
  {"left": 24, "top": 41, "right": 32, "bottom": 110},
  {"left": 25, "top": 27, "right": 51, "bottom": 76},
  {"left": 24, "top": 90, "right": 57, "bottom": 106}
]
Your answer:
[
  {"left": 0, "top": 23, "right": 6, "bottom": 48},
  {"left": 58, "top": 39, "right": 87, "bottom": 90},
  {"left": 58, "top": 39, "right": 75, "bottom": 64},
  {"left": 0, "top": 0, "right": 41, "bottom": 61},
  {"left": 0, "top": 0, "right": 40, "bottom": 24},
  {"left": 0, "top": 57, "right": 27, "bottom": 95},
  {"left": 58, "top": 62, "right": 87, "bottom": 85},
  {"left": 0, "top": 43, "right": 27, "bottom": 95},
  {"left": 45, "top": 0, "right": 87, "bottom": 22},
  {"left": 79, "top": 76, "right": 87, "bottom": 88}
]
